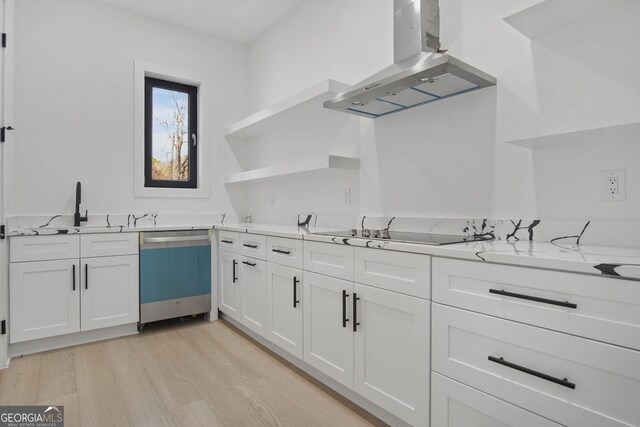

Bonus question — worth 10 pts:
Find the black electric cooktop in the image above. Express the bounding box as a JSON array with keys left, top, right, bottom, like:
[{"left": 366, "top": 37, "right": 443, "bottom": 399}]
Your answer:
[{"left": 311, "top": 230, "right": 493, "bottom": 246}]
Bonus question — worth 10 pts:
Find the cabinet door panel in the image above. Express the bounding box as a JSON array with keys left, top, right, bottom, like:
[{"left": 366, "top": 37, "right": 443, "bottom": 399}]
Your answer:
[
  {"left": 431, "top": 373, "right": 561, "bottom": 427},
  {"left": 266, "top": 263, "right": 303, "bottom": 358},
  {"left": 353, "top": 283, "right": 430, "bottom": 426},
  {"left": 240, "top": 257, "right": 267, "bottom": 337},
  {"left": 303, "top": 271, "right": 353, "bottom": 388},
  {"left": 10, "top": 259, "right": 80, "bottom": 342},
  {"left": 219, "top": 251, "right": 240, "bottom": 319},
  {"left": 81, "top": 255, "right": 139, "bottom": 331}
]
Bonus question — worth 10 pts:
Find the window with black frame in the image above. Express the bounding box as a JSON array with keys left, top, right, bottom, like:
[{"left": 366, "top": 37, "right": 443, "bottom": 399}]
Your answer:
[{"left": 144, "top": 77, "right": 198, "bottom": 188}]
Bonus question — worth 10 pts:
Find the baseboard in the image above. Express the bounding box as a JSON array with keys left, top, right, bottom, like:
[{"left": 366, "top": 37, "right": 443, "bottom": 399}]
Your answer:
[
  {"left": 219, "top": 312, "right": 410, "bottom": 427},
  {"left": 8, "top": 323, "right": 138, "bottom": 357}
]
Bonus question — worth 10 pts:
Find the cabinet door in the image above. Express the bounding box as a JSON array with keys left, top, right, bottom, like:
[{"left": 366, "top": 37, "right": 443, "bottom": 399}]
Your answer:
[
  {"left": 219, "top": 251, "right": 240, "bottom": 320},
  {"left": 303, "top": 271, "right": 354, "bottom": 388},
  {"left": 266, "top": 263, "right": 303, "bottom": 358},
  {"left": 10, "top": 259, "right": 80, "bottom": 343},
  {"left": 353, "top": 283, "right": 430, "bottom": 426},
  {"left": 81, "top": 255, "right": 139, "bottom": 331},
  {"left": 240, "top": 257, "right": 267, "bottom": 337},
  {"left": 431, "top": 373, "right": 561, "bottom": 427}
]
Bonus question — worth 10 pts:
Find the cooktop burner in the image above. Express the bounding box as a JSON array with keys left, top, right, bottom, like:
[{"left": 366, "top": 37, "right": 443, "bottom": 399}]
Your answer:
[{"left": 311, "top": 230, "right": 493, "bottom": 246}]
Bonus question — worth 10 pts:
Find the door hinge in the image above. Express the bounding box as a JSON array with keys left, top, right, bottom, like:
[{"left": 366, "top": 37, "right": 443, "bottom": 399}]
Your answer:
[
  {"left": 0, "top": 225, "right": 4, "bottom": 239},
  {"left": 1, "top": 33, "right": 6, "bottom": 48},
  {"left": 0, "top": 126, "right": 14, "bottom": 143},
  {"left": 1, "top": 320, "right": 6, "bottom": 335}
]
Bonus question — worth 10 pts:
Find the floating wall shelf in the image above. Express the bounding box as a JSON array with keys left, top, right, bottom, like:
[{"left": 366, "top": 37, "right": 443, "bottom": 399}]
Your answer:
[
  {"left": 503, "top": 0, "right": 635, "bottom": 38},
  {"left": 224, "top": 79, "right": 350, "bottom": 141},
  {"left": 225, "top": 155, "right": 359, "bottom": 185},
  {"left": 505, "top": 122, "right": 640, "bottom": 148}
]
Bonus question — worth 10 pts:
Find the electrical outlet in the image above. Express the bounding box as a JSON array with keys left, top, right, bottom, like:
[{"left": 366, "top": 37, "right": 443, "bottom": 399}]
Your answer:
[
  {"left": 601, "top": 169, "right": 626, "bottom": 201},
  {"left": 343, "top": 187, "right": 351, "bottom": 205},
  {"left": 269, "top": 192, "right": 276, "bottom": 207}
]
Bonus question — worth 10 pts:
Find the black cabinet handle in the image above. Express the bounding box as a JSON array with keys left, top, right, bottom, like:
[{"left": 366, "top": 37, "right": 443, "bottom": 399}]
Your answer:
[
  {"left": 293, "top": 276, "right": 300, "bottom": 308},
  {"left": 221, "top": 239, "right": 233, "bottom": 244},
  {"left": 84, "top": 264, "right": 88, "bottom": 289},
  {"left": 272, "top": 248, "right": 291, "bottom": 255},
  {"left": 243, "top": 243, "right": 258, "bottom": 249},
  {"left": 353, "top": 293, "right": 361, "bottom": 332},
  {"left": 232, "top": 260, "right": 237, "bottom": 283},
  {"left": 489, "top": 289, "right": 577, "bottom": 309},
  {"left": 72, "top": 264, "right": 76, "bottom": 291},
  {"left": 342, "top": 290, "right": 350, "bottom": 327},
  {"left": 488, "top": 356, "right": 575, "bottom": 389},
  {"left": 242, "top": 260, "right": 256, "bottom": 267}
]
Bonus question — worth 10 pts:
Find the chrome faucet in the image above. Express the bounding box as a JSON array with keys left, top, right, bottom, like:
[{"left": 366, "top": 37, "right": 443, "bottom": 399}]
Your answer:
[{"left": 74, "top": 181, "right": 88, "bottom": 227}]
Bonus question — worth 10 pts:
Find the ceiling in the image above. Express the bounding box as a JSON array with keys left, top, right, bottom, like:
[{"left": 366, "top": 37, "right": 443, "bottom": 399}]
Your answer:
[{"left": 98, "top": 0, "right": 307, "bottom": 43}]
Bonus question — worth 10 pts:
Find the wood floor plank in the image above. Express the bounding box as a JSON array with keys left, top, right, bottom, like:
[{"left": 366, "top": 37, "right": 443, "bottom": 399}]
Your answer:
[{"left": 0, "top": 319, "right": 384, "bottom": 427}]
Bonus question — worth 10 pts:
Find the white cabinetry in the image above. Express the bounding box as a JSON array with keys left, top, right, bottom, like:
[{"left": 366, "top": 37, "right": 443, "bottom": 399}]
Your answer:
[
  {"left": 303, "top": 271, "right": 354, "bottom": 388},
  {"left": 431, "top": 373, "right": 561, "bottom": 427},
  {"left": 266, "top": 263, "right": 303, "bottom": 358},
  {"left": 10, "top": 258, "right": 80, "bottom": 342},
  {"left": 9, "top": 233, "right": 139, "bottom": 344},
  {"left": 218, "top": 233, "right": 267, "bottom": 338}
]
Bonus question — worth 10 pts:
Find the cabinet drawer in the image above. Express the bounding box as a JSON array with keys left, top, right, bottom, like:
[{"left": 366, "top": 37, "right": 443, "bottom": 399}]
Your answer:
[
  {"left": 303, "top": 241, "right": 354, "bottom": 281},
  {"left": 239, "top": 233, "right": 267, "bottom": 260},
  {"left": 431, "top": 373, "right": 561, "bottom": 427},
  {"left": 81, "top": 233, "right": 138, "bottom": 258},
  {"left": 10, "top": 235, "right": 80, "bottom": 262},
  {"left": 432, "top": 258, "right": 640, "bottom": 350},
  {"left": 267, "top": 236, "right": 303, "bottom": 269},
  {"left": 355, "top": 248, "right": 430, "bottom": 298},
  {"left": 432, "top": 304, "right": 640, "bottom": 427},
  {"left": 218, "top": 231, "right": 239, "bottom": 252}
]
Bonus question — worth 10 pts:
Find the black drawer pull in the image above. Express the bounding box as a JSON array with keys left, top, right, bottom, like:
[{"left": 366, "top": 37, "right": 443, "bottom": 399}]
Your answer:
[
  {"left": 353, "top": 293, "right": 360, "bottom": 332},
  {"left": 72, "top": 264, "right": 76, "bottom": 291},
  {"left": 342, "top": 290, "right": 349, "bottom": 327},
  {"left": 272, "top": 248, "right": 291, "bottom": 255},
  {"left": 243, "top": 243, "right": 258, "bottom": 249},
  {"left": 242, "top": 261, "right": 256, "bottom": 267},
  {"left": 488, "top": 356, "right": 575, "bottom": 389},
  {"left": 489, "top": 289, "right": 577, "bottom": 309},
  {"left": 221, "top": 239, "right": 233, "bottom": 244},
  {"left": 232, "top": 259, "right": 237, "bottom": 283},
  {"left": 85, "top": 264, "right": 89, "bottom": 289},
  {"left": 293, "top": 276, "right": 300, "bottom": 308}
]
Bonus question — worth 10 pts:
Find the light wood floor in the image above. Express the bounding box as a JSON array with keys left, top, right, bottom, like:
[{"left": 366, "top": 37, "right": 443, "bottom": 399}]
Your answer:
[{"left": 0, "top": 318, "right": 386, "bottom": 427}]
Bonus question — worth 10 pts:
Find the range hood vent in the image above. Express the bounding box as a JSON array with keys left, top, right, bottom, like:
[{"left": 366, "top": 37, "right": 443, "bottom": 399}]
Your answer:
[{"left": 324, "top": 0, "right": 496, "bottom": 118}]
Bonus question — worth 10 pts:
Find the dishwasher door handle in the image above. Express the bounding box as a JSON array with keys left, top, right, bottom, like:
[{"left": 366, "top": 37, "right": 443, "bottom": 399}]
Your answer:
[{"left": 143, "top": 235, "right": 210, "bottom": 244}]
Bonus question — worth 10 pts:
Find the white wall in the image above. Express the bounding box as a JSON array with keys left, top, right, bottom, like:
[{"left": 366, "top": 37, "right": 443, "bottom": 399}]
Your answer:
[
  {"left": 247, "top": 0, "right": 640, "bottom": 220},
  {"left": 9, "top": 0, "right": 248, "bottom": 216}
]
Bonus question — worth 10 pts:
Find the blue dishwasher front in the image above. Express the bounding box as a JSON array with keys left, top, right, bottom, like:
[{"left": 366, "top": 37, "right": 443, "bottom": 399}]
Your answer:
[{"left": 139, "top": 230, "right": 211, "bottom": 326}]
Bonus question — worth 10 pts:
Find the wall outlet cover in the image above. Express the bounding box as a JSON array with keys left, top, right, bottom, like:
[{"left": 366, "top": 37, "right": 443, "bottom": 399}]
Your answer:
[{"left": 600, "top": 169, "right": 626, "bottom": 201}]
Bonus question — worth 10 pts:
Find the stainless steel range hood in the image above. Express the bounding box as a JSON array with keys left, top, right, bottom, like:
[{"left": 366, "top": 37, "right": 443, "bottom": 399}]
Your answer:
[{"left": 324, "top": 0, "right": 496, "bottom": 118}]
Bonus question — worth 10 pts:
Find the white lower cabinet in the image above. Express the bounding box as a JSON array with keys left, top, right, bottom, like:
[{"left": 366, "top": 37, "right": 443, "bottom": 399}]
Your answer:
[
  {"left": 219, "top": 250, "right": 241, "bottom": 319},
  {"left": 266, "top": 263, "right": 303, "bottom": 359},
  {"left": 303, "top": 271, "right": 354, "bottom": 388},
  {"left": 239, "top": 257, "right": 267, "bottom": 337},
  {"left": 431, "top": 372, "right": 561, "bottom": 427},
  {"left": 81, "top": 255, "right": 139, "bottom": 331},
  {"left": 353, "top": 283, "right": 430, "bottom": 426},
  {"left": 10, "top": 259, "right": 80, "bottom": 343},
  {"left": 432, "top": 303, "right": 640, "bottom": 427}
]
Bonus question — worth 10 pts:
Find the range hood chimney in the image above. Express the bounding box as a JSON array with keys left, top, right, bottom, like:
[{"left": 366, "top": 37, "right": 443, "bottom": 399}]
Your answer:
[{"left": 324, "top": 0, "right": 496, "bottom": 118}]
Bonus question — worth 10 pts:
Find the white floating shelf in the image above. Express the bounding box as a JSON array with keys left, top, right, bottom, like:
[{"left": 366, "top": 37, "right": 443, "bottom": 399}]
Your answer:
[
  {"left": 505, "top": 122, "right": 640, "bottom": 148},
  {"left": 224, "top": 79, "right": 350, "bottom": 140},
  {"left": 503, "top": 0, "right": 635, "bottom": 38},
  {"left": 225, "top": 155, "right": 359, "bottom": 184}
]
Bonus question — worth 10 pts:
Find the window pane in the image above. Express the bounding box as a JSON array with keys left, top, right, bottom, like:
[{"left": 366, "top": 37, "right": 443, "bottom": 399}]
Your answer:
[{"left": 151, "top": 87, "right": 190, "bottom": 181}]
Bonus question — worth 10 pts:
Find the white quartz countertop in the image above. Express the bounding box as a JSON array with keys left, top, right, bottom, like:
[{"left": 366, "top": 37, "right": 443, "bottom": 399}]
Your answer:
[{"left": 9, "top": 222, "right": 640, "bottom": 281}]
